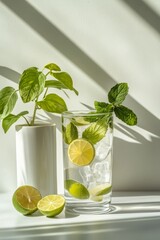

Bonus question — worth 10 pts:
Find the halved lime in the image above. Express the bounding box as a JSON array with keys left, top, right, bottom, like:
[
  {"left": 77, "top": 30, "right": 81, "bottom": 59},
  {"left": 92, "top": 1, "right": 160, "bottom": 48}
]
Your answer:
[
  {"left": 89, "top": 183, "right": 112, "bottom": 197},
  {"left": 68, "top": 138, "right": 95, "bottom": 166},
  {"left": 65, "top": 179, "right": 89, "bottom": 199},
  {"left": 37, "top": 195, "right": 65, "bottom": 217},
  {"left": 12, "top": 185, "right": 42, "bottom": 215}
]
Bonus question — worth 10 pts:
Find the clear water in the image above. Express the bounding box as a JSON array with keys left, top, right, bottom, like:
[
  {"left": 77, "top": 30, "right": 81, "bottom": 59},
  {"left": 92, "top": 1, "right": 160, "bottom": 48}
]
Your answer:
[{"left": 62, "top": 115, "right": 113, "bottom": 214}]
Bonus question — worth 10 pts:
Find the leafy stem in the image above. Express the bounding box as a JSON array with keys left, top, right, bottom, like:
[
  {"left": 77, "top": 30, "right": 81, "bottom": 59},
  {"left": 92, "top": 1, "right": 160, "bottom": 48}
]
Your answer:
[
  {"left": 94, "top": 82, "right": 137, "bottom": 126},
  {"left": 0, "top": 62, "right": 78, "bottom": 133}
]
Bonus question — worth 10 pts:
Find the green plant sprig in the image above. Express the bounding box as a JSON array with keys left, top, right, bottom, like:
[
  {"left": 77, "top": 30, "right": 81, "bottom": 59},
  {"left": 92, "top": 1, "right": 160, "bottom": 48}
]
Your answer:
[
  {"left": 94, "top": 82, "right": 137, "bottom": 126},
  {"left": 0, "top": 62, "right": 78, "bottom": 133}
]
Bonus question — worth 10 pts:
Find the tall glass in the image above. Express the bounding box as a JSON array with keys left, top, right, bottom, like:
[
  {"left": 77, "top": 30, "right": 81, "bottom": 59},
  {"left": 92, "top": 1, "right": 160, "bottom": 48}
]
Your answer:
[{"left": 62, "top": 110, "right": 113, "bottom": 214}]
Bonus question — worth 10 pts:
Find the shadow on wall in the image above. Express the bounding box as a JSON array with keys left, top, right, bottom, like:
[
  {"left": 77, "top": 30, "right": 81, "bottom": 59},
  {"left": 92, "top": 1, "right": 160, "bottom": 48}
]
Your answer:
[
  {"left": 0, "top": 66, "right": 20, "bottom": 84},
  {"left": 121, "top": 0, "right": 160, "bottom": 35},
  {"left": 1, "top": 0, "right": 160, "bottom": 190}
]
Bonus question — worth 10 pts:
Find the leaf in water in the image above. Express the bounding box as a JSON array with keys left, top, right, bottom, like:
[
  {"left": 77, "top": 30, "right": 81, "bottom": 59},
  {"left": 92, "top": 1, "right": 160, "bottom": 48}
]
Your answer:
[
  {"left": 114, "top": 105, "right": 137, "bottom": 125},
  {"left": 82, "top": 117, "right": 108, "bottom": 144},
  {"left": 63, "top": 122, "right": 78, "bottom": 144},
  {"left": 108, "top": 82, "right": 128, "bottom": 105},
  {"left": 19, "top": 67, "right": 46, "bottom": 103},
  {"left": 37, "top": 93, "right": 68, "bottom": 113},
  {"left": 44, "top": 63, "right": 61, "bottom": 71},
  {"left": 0, "top": 87, "right": 18, "bottom": 119},
  {"left": 2, "top": 111, "right": 29, "bottom": 133}
]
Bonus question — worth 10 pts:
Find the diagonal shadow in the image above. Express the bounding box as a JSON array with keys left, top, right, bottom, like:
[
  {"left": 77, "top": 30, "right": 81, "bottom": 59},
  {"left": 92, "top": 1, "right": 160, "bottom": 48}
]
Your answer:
[
  {"left": 0, "top": 66, "right": 20, "bottom": 84},
  {"left": 1, "top": 0, "right": 114, "bottom": 91},
  {"left": 1, "top": 0, "right": 160, "bottom": 137},
  {"left": 121, "top": 0, "right": 160, "bottom": 34}
]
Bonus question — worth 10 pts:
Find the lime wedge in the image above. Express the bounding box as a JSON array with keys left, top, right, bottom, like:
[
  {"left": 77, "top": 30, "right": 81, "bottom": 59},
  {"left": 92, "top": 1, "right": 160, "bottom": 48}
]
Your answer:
[
  {"left": 65, "top": 179, "right": 89, "bottom": 199},
  {"left": 37, "top": 195, "right": 65, "bottom": 217},
  {"left": 89, "top": 183, "right": 112, "bottom": 197},
  {"left": 12, "top": 185, "right": 42, "bottom": 215},
  {"left": 68, "top": 138, "right": 95, "bottom": 166},
  {"left": 72, "top": 117, "right": 90, "bottom": 126}
]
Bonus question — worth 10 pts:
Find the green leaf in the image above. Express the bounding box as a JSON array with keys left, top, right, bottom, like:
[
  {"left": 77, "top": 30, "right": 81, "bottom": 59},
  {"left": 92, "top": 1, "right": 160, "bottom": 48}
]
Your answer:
[
  {"left": 108, "top": 82, "right": 128, "bottom": 105},
  {"left": 0, "top": 87, "right": 18, "bottom": 119},
  {"left": 19, "top": 67, "right": 46, "bottom": 103},
  {"left": 82, "top": 117, "right": 108, "bottom": 144},
  {"left": 114, "top": 105, "right": 137, "bottom": 126},
  {"left": 63, "top": 122, "right": 78, "bottom": 144},
  {"left": 50, "top": 71, "right": 79, "bottom": 95},
  {"left": 94, "top": 101, "right": 113, "bottom": 113},
  {"left": 44, "top": 63, "right": 61, "bottom": 71},
  {"left": 45, "top": 80, "right": 68, "bottom": 90},
  {"left": 37, "top": 93, "right": 68, "bottom": 113},
  {"left": 2, "top": 111, "right": 29, "bottom": 133}
]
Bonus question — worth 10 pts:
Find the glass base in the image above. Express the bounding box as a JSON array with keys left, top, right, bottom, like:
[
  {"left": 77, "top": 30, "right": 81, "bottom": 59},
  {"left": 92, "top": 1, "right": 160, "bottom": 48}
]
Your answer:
[{"left": 65, "top": 197, "right": 113, "bottom": 215}]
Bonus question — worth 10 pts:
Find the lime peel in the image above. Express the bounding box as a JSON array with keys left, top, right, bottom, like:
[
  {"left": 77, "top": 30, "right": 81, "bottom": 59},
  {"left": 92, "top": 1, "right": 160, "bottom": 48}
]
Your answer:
[
  {"left": 65, "top": 179, "right": 89, "bottom": 199},
  {"left": 12, "top": 185, "right": 42, "bottom": 215},
  {"left": 89, "top": 183, "right": 112, "bottom": 197}
]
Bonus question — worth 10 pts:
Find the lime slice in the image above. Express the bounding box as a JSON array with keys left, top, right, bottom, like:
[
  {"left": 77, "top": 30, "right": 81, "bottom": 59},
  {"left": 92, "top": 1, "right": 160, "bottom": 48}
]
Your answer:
[
  {"left": 65, "top": 179, "right": 89, "bottom": 199},
  {"left": 68, "top": 138, "right": 95, "bottom": 166},
  {"left": 37, "top": 195, "right": 65, "bottom": 217},
  {"left": 12, "top": 185, "right": 42, "bottom": 215},
  {"left": 72, "top": 117, "right": 90, "bottom": 126},
  {"left": 90, "top": 195, "right": 103, "bottom": 202},
  {"left": 89, "top": 183, "right": 112, "bottom": 197}
]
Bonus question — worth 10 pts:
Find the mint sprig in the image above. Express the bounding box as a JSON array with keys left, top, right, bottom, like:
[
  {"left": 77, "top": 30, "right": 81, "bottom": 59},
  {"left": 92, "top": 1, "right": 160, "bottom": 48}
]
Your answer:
[{"left": 95, "top": 82, "right": 137, "bottom": 126}]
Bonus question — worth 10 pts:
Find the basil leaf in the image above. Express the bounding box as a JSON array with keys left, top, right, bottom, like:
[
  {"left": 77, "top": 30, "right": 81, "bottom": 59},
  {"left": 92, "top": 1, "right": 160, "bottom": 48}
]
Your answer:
[
  {"left": 63, "top": 122, "right": 78, "bottom": 144},
  {"left": 50, "top": 72, "right": 79, "bottom": 95},
  {"left": 2, "top": 111, "right": 29, "bottom": 133},
  {"left": 19, "top": 67, "right": 46, "bottom": 103},
  {"left": 82, "top": 117, "right": 108, "bottom": 144},
  {"left": 108, "top": 82, "right": 128, "bottom": 105},
  {"left": 0, "top": 87, "right": 18, "bottom": 119},
  {"left": 44, "top": 63, "right": 61, "bottom": 71},
  {"left": 114, "top": 105, "right": 137, "bottom": 126},
  {"left": 37, "top": 93, "right": 68, "bottom": 113}
]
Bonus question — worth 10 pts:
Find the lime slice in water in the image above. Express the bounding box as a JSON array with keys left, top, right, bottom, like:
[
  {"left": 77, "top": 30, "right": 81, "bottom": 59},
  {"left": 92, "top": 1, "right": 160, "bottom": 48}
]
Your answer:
[
  {"left": 68, "top": 138, "right": 95, "bottom": 166},
  {"left": 12, "top": 185, "right": 42, "bottom": 215},
  {"left": 89, "top": 183, "right": 112, "bottom": 196},
  {"left": 65, "top": 179, "right": 89, "bottom": 199},
  {"left": 72, "top": 117, "right": 90, "bottom": 126}
]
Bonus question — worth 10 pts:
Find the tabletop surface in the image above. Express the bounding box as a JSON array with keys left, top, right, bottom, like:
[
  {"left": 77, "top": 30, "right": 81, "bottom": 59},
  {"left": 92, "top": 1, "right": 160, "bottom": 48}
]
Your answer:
[{"left": 1, "top": 192, "right": 160, "bottom": 240}]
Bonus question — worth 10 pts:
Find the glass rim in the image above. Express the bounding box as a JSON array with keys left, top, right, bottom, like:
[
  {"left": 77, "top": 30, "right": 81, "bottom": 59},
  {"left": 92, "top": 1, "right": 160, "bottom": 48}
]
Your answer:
[{"left": 62, "top": 110, "right": 110, "bottom": 118}]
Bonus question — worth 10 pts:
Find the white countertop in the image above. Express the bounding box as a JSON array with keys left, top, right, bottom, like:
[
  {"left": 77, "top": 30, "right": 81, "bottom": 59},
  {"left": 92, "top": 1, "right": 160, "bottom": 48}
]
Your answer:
[{"left": 1, "top": 192, "right": 160, "bottom": 240}]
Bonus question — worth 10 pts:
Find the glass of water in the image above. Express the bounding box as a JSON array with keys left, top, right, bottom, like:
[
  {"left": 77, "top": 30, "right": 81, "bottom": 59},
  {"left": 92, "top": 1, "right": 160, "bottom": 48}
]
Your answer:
[{"left": 62, "top": 110, "right": 113, "bottom": 214}]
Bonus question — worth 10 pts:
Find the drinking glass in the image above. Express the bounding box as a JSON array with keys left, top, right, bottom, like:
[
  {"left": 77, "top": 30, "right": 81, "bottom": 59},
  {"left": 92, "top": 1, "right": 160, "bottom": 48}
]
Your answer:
[{"left": 62, "top": 110, "right": 113, "bottom": 214}]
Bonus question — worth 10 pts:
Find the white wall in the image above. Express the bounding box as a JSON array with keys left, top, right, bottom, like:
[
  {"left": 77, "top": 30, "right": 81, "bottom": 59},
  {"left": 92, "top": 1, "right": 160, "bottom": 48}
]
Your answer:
[{"left": 0, "top": 0, "right": 160, "bottom": 193}]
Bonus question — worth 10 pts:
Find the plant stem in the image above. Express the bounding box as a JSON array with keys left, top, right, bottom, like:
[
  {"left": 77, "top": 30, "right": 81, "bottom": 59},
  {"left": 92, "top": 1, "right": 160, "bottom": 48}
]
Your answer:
[
  {"left": 30, "top": 98, "right": 38, "bottom": 125},
  {"left": 22, "top": 116, "right": 30, "bottom": 125},
  {"left": 43, "top": 87, "right": 48, "bottom": 99}
]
